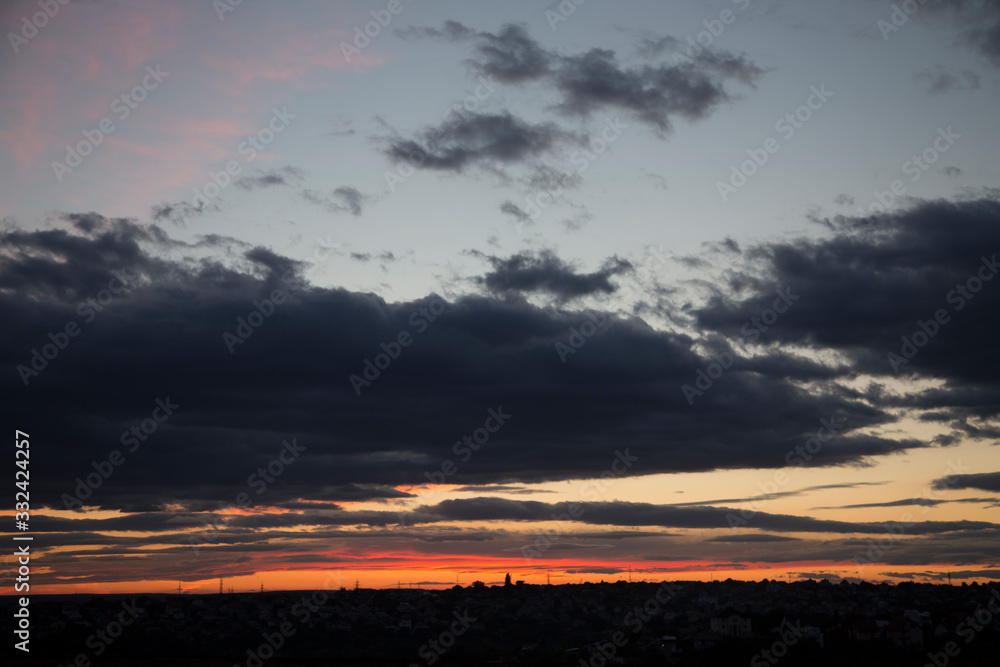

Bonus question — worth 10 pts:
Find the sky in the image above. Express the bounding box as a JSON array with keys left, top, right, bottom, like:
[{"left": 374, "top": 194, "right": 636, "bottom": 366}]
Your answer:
[{"left": 2, "top": 0, "right": 1000, "bottom": 595}]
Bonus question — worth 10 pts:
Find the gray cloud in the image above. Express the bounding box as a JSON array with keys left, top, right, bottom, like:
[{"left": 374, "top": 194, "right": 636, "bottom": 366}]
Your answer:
[
  {"left": 235, "top": 166, "right": 305, "bottom": 191},
  {"left": 914, "top": 66, "right": 981, "bottom": 94},
  {"left": 499, "top": 200, "right": 532, "bottom": 223},
  {"left": 473, "top": 249, "right": 632, "bottom": 300},
  {"left": 302, "top": 185, "right": 371, "bottom": 216},
  {"left": 398, "top": 22, "right": 764, "bottom": 134},
  {"left": 384, "top": 111, "right": 574, "bottom": 173},
  {"left": 934, "top": 472, "right": 1000, "bottom": 492}
]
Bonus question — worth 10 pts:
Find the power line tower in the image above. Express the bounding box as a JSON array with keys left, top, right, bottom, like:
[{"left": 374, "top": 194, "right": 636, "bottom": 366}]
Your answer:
[{"left": 219, "top": 578, "right": 223, "bottom": 595}]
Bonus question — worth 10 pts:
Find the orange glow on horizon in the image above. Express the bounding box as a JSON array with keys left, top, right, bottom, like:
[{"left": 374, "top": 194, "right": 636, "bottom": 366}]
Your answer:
[{"left": 25, "top": 558, "right": 999, "bottom": 596}]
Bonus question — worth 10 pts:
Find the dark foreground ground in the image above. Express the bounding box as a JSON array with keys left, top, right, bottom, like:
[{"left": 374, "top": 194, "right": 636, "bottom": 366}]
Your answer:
[{"left": 3, "top": 579, "right": 999, "bottom": 665}]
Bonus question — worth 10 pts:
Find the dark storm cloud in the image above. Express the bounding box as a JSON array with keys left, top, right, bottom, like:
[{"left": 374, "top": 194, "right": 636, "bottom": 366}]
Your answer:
[
  {"left": 473, "top": 249, "right": 632, "bottom": 299},
  {"left": 235, "top": 166, "right": 304, "bottom": 191},
  {"left": 426, "top": 498, "right": 999, "bottom": 535},
  {"left": 384, "top": 111, "right": 573, "bottom": 172},
  {"left": 705, "top": 534, "right": 802, "bottom": 542},
  {"left": 692, "top": 198, "right": 1000, "bottom": 405},
  {"left": 397, "top": 22, "right": 763, "bottom": 134},
  {"left": 948, "top": 0, "right": 1000, "bottom": 65},
  {"left": 19, "top": 200, "right": 1000, "bottom": 529},
  {"left": 0, "top": 214, "right": 162, "bottom": 300},
  {"left": 814, "top": 496, "right": 1000, "bottom": 510},
  {"left": 2, "top": 216, "right": 931, "bottom": 515},
  {"left": 30, "top": 496, "right": 1000, "bottom": 538},
  {"left": 452, "top": 485, "right": 554, "bottom": 494},
  {"left": 934, "top": 472, "right": 1000, "bottom": 492},
  {"left": 919, "top": 569, "right": 1000, "bottom": 580}
]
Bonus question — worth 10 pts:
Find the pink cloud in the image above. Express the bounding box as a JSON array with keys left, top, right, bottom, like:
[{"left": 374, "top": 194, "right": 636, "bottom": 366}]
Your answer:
[
  {"left": 0, "top": 0, "right": 390, "bottom": 217},
  {"left": 0, "top": 0, "right": 185, "bottom": 165}
]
